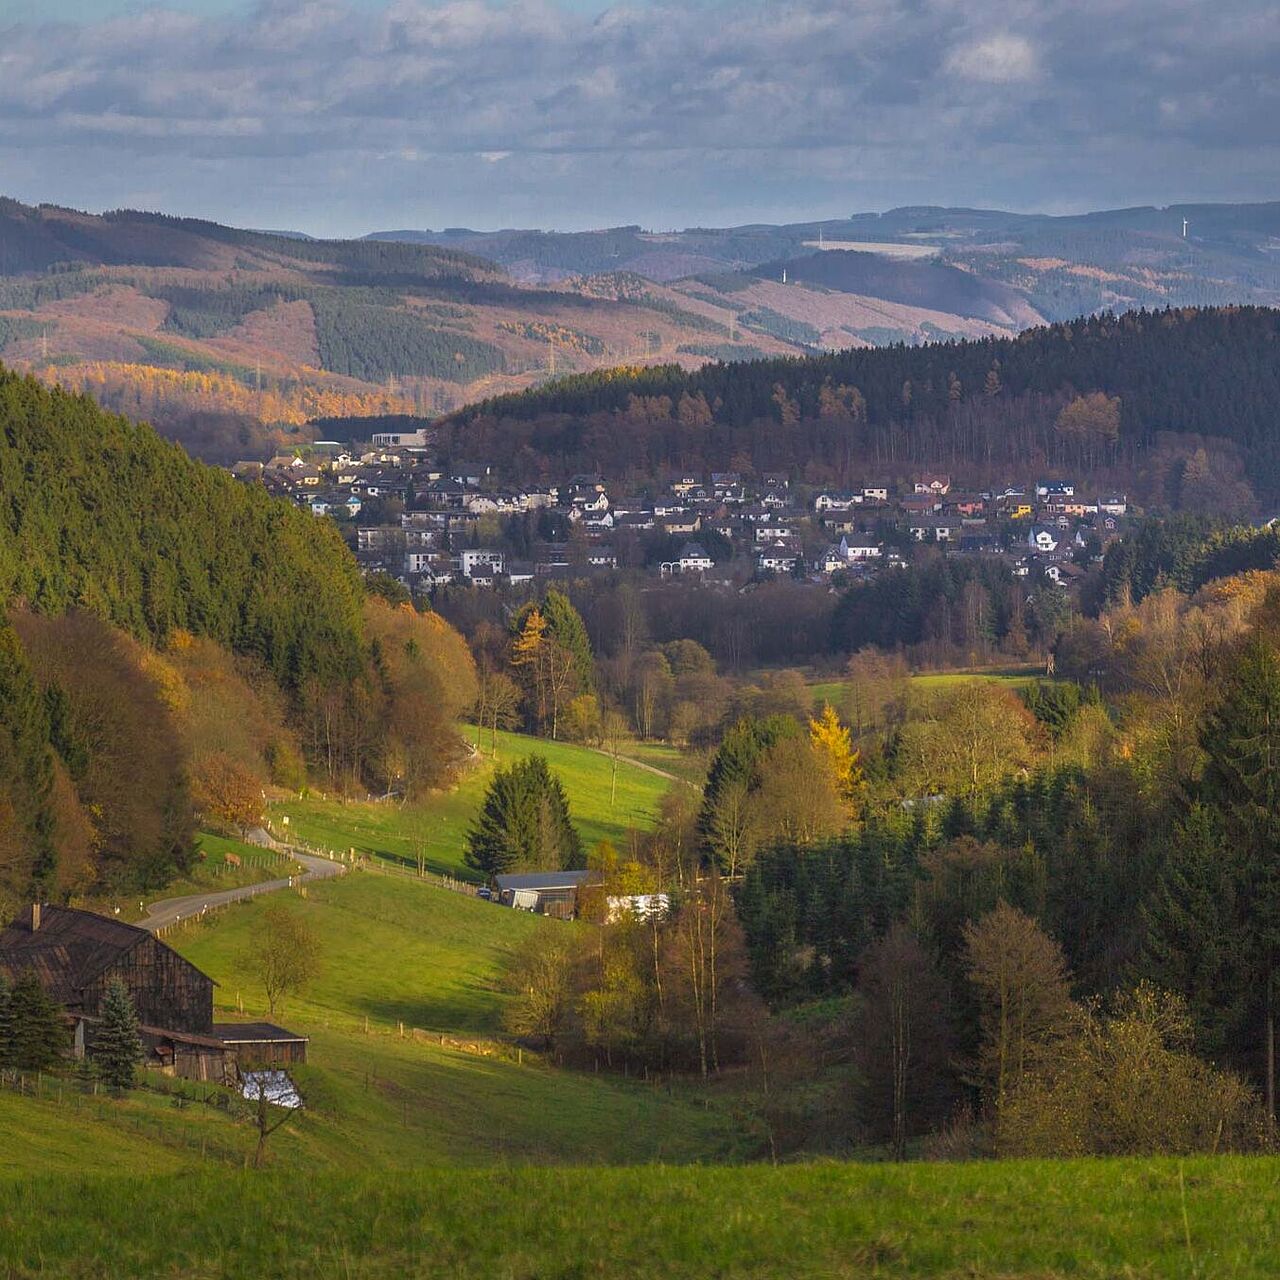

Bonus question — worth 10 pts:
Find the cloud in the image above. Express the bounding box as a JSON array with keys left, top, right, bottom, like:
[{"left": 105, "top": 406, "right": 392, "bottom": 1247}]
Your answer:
[
  {"left": 1, "top": 0, "right": 1277, "bottom": 232},
  {"left": 946, "top": 34, "right": 1039, "bottom": 84}
]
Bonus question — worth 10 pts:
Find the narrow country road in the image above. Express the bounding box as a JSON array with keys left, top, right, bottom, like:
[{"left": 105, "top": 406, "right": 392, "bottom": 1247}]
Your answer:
[{"left": 138, "top": 849, "right": 345, "bottom": 933}]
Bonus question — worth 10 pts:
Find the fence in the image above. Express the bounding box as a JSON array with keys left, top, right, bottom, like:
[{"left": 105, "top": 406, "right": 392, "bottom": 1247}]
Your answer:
[
  {"left": 0, "top": 1067, "right": 250, "bottom": 1163},
  {"left": 263, "top": 819, "right": 481, "bottom": 897}
]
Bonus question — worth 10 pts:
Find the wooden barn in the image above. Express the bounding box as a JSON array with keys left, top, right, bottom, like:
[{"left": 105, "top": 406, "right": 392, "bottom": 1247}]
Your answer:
[
  {"left": 0, "top": 904, "right": 213, "bottom": 1034},
  {"left": 0, "top": 904, "right": 307, "bottom": 1081}
]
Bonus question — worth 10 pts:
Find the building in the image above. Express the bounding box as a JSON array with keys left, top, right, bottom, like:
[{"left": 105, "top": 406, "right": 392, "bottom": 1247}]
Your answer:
[
  {"left": 494, "top": 871, "right": 594, "bottom": 919},
  {"left": 665, "top": 542, "right": 714, "bottom": 575},
  {"left": 212, "top": 1022, "right": 309, "bottom": 1067},
  {"left": 758, "top": 543, "right": 799, "bottom": 573},
  {"left": 0, "top": 905, "right": 307, "bottom": 1082}
]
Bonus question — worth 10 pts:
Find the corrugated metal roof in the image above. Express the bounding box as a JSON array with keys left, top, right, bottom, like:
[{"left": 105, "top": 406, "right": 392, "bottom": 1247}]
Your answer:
[{"left": 494, "top": 870, "right": 592, "bottom": 891}]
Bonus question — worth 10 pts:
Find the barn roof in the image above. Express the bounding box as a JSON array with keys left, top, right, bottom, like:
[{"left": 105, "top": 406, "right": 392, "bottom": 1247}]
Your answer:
[{"left": 0, "top": 905, "right": 209, "bottom": 1002}]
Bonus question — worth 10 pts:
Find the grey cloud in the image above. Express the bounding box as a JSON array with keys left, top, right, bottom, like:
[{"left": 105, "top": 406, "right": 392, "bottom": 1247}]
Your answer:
[{"left": 2, "top": 0, "right": 1277, "bottom": 232}]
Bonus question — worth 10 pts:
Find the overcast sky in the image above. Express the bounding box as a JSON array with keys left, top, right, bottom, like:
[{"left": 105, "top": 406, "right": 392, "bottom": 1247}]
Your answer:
[{"left": 2, "top": 0, "right": 1276, "bottom": 237}]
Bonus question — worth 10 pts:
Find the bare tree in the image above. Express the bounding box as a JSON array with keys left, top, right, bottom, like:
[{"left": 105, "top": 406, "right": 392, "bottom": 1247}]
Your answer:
[
  {"left": 600, "top": 708, "right": 630, "bottom": 807},
  {"left": 963, "top": 901, "right": 1074, "bottom": 1113},
  {"left": 242, "top": 901, "right": 321, "bottom": 1017}
]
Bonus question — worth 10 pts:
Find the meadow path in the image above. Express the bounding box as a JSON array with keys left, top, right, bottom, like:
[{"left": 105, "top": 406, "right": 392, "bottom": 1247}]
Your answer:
[
  {"left": 138, "top": 848, "right": 345, "bottom": 934},
  {"left": 588, "top": 749, "right": 679, "bottom": 782}
]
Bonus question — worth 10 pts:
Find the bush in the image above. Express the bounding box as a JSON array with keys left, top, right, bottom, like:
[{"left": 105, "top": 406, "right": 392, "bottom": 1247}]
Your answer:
[{"left": 997, "top": 983, "right": 1266, "bottom": 1156}]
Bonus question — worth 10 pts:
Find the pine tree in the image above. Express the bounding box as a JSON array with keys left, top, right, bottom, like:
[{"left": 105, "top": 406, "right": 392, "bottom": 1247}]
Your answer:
[
  {"left": 1199, "top": 635, "right": 1280, "bottom": 1124},
  {"left": 8, "top": 970, "right": 65, "bottom": 1072},
  {"left": 465, "top": 755, "right": 583, "bottom": 878},
  {"left": 93, "top": 977, "right": 141, "bottom": 1090}
]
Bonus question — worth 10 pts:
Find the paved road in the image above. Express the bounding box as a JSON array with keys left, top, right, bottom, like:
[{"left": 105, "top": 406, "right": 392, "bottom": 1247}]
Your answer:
[{"left": 138, "top": 849, "right": 345, "bottom": 933}]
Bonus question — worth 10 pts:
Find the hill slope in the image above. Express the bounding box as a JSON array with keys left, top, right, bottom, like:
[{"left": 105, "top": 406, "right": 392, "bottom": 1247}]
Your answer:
[
  {"left": 442, "top": 305, "right": 1280, "bottom": 506},
  {"left": 373, "top": 201, "right": 1280, "bottom": 321},
  {"left": 0, "top": 200, "right": 803, "bottom": 460}
]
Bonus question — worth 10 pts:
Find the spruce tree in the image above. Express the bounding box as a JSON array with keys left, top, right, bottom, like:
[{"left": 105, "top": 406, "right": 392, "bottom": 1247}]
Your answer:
[
  {"left": 465, "top": 755, "right": 582, "bottom": 878},
  {"left": 8, "top": 970, "right": 65, "bottom": 1072},
  {"left": 1199, "top": 636, "right": 1280, "bottom": 1124},
  {"left": 93, "top": 977, "right": 141, "bottom": 1090}
]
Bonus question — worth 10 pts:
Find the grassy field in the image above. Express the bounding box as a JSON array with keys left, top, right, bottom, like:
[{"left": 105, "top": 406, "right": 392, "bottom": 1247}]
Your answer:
[
  {"left": 172, "top": 871, "right": 730, "bottom": 1169},
  {"left": 3, "top": 1156, "right": 1279, "bottom": 1277},
  {"left": 809, "top": 665, "right": 1043, "bottom": 710},
  {"left": 273, "top": 728, "right": 673, "bottom": 878}
]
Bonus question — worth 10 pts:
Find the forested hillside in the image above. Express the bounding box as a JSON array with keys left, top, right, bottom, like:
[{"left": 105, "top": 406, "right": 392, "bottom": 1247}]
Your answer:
[
  {"left": 444, "top": 306, "right": 1280, "bottom": 504},
  {"left": 0, "top": 367, "right": 476, "bottom": 908},
  {"left": 0, "top": 200, "right": 800, "bottom": 460}
]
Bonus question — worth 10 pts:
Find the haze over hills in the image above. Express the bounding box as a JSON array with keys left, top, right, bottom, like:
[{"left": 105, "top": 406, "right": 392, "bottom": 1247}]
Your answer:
[
  {"left": 373, "top": 201, "right": 1280, "bottom": 328},
  {"left": 5, "top": 196, "right": 1280, "bottom": 465}
]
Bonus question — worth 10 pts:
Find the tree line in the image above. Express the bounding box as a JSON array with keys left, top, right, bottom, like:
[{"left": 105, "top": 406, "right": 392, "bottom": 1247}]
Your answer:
[{"left": 439, "top": 307, "right": 1280, "bottom": 499}]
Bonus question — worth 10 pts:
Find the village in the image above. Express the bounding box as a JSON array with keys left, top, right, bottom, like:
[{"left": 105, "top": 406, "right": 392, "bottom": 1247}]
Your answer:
[{"left": 232, "top": 425, "right": 1132, "bottom": 599}]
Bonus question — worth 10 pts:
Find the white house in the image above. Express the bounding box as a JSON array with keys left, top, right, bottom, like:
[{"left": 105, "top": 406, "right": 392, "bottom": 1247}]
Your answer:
[
  {"left": 758, "top": 543, "right": 798, "bottom": 573},
  {"left": 842, "top": 535, "right": 883, "bottom": 560},
  {"left": 1028, "top": 526, "right": 1060, "bottom": 553},
  {"left": 814, "top": 491, "right": 860, "bottom": 513},
  {"left": 458, "top": 548, "right": 506, "bottom": 579},
  {"left": 661, "top": 543, "right": 714, "bottom": 576}
]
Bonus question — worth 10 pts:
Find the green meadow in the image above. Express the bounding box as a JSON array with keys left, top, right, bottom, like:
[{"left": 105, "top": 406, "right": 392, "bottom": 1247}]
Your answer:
[
  {"left": 4, "top": 1156, "right": 1280, "bottom": 1277},
  {"left": 272, "top": 728, "right": 676, "bottom": 878},
  {"left": 8, "top": 721, "right": 1277, "bottom": 1278},
  {"left": 808, "top": 665, "right": 1043, "bottom": 710}
]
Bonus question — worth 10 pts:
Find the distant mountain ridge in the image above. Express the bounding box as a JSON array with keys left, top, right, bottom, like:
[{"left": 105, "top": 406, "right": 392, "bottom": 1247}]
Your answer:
[
  {"left": 369, "top": 202, "right": 1280, "bottom": 322},
  {"left": 6, "top": 196, "right": 1280, "bottom": 466}
]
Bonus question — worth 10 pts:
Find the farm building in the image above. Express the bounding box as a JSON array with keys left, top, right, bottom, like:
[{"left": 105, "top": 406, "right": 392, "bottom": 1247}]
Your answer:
[
  {"left": 213, "top": 1022, "right": 309, "bottom": 1067},
  {"left": 494, "top": 871, "right": 593, "bottom": 919},
  {"left": 0, "top": 904, "right": 213, "bottom": 1034},
  {"left": 0, "top": 904, "right": 307, "bottom": 1081}
]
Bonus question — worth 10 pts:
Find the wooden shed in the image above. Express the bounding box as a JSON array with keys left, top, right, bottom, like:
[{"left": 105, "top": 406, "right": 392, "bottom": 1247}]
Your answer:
[
  {"left": 494, "top": 870, "right": 594, "bottom": 920},
  {"left": 213, "top": 1022, "right": 309, "bottom": 1067}
]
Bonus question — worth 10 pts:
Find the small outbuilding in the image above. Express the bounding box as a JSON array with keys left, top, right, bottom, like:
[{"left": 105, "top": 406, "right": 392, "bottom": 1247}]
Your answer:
[
  {"left": 494, "top": 871, "right": 593, "bottom": 919},
  {"left": 213, "top": 1022, "right": 309, "bottom": 1067}
]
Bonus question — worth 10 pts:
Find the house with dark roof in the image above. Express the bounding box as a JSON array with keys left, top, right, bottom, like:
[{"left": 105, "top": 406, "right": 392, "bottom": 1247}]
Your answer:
[
  {"left": 0, "top": 904, "right": 213, "bottom": 1035},
  {"left": 0, "top": 904, "right": 307, "bottom": 1082}
]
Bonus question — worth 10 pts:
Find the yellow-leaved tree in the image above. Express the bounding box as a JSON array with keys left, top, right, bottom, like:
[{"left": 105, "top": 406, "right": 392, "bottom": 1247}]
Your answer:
[{"left": 808, "top": 703, "right": 864, "bottom": 818}]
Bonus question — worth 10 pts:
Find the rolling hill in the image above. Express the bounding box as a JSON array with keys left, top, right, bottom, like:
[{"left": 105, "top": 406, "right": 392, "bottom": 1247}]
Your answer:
[
  {"left": 0, "top": 200, "right": 801, "bottom": 461},
  {"left": 372, "top": 202, "right": 1280, "bottom": 321},
  {"left": 12, "top": 197, "right": 1280, "bottom": 465}
]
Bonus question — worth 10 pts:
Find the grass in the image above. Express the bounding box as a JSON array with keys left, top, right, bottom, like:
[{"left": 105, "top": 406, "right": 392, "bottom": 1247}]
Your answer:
[
  {"left": 169, "top": 870, "right": 732, "bottom": 1169},
  {"left": 809, "top": 665, "right": 1043, "bottom": 710},
  {"left": 3, "top": 1157, "right": 1280, "bottom": 1276},
  {"left": 273, "top": 728, "right": 673, "bottom": 878},
  {"left": 623, "top": 739, "right": 709, "bottom": 786}
]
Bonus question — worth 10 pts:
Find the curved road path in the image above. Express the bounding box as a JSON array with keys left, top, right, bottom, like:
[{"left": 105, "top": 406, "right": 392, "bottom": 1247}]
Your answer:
[{"left": 139, "top": 848, "right": 345, "bottom": 934}]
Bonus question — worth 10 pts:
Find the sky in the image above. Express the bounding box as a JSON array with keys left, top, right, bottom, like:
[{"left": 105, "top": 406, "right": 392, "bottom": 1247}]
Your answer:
[{"left": 1, "top": 0, "right": 1277, "bottom": 237}]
